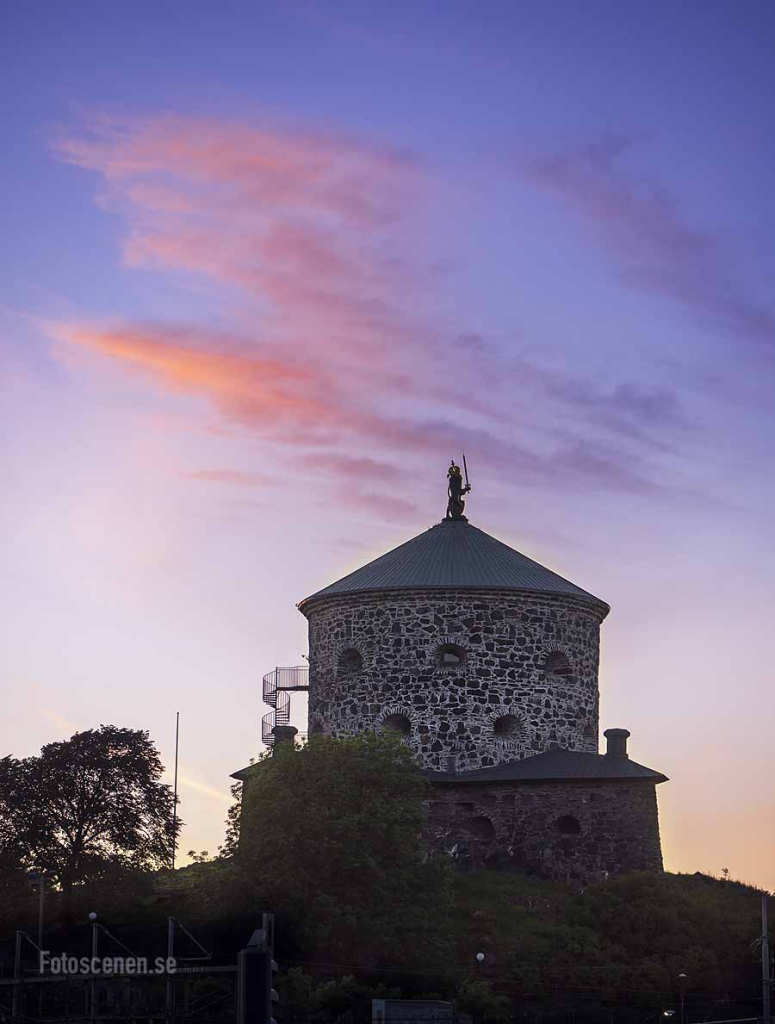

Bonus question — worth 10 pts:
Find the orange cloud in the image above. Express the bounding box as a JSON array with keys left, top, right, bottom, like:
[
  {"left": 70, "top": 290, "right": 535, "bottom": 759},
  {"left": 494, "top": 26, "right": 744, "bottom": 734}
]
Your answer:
[{"left": 52, "top": 322, "right": 350, "bottom": 435}]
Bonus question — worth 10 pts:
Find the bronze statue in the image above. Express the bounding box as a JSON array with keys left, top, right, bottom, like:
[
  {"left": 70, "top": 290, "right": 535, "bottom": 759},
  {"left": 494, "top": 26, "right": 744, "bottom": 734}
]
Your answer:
[{"left": 446, "top": 457, "right": 471, "bottom": 520}]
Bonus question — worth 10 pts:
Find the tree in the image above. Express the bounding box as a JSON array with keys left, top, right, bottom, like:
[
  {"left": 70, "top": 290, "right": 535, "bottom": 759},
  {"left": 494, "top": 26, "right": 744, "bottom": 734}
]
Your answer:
[
  {"left": 455, "top": 979, "right": 511, "bottom": 1024},
  {"left": 238, "top": 733, "right": 453, "bottom": 969},
  {"left": 219, "top": 780, "right": 242, "bottom": 858},
  {"left": 0, "top": 725, "right": 179, "bottom": 893},
  {"left": 0, "top": 756, "right": 29, "bottom": 912}
]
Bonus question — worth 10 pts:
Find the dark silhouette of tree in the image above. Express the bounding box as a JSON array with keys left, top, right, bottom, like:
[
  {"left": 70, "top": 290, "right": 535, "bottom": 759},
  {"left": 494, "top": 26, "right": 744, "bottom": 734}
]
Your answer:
[
  {"left": 0, "top": 756, "right": 29, "bottom": 907},
  {"left": 219, "top": 780, "right": 242, "bottom": 858},
  {"left": 0, "top": 726, "right": 179, "bottom": 893}
]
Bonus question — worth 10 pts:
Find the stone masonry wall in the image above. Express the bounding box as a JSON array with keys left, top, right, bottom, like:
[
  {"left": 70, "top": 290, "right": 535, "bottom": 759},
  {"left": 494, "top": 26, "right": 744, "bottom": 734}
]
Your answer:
[
  {"left": 303, "top": 588, "right": 606, "bottom": 771},
  {"left": 424, "top": 779, "right": 663, "bottom": 880}
]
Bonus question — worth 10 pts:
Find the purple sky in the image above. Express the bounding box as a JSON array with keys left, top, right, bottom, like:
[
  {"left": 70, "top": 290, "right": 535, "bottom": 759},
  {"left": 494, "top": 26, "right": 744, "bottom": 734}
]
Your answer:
[{"left": 1, "top": 1, "right": 774, "bottom": 885}]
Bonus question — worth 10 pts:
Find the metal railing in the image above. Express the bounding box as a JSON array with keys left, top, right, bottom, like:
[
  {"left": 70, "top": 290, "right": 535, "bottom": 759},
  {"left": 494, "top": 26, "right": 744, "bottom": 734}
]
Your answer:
[
  {"left": 262, "top": 665, "right": 309, "bottom": 706},
  {"left": 261, "top": 665, "right": 309, "bottom": 747}
]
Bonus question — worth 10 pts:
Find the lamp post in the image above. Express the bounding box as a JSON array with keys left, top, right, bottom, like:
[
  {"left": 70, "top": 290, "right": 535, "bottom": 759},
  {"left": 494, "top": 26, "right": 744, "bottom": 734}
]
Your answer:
[
  {"left": 26, "top": 870, "right": 45, "bottom": 969},
  {"left": 678, "top": 973, "right": 688, "bottom": 1024}
]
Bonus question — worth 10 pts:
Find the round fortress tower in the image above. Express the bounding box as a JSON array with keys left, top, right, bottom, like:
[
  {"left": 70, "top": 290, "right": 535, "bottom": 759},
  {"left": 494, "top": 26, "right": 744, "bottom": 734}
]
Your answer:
[{"left": 298, "top": 473, "right": 610, "bottom": 772}]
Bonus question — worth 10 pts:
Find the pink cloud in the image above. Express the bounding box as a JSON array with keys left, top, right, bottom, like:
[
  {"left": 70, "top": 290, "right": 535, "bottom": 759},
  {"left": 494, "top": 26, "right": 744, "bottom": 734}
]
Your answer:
[
  {"left": 47, "top": 114, "right": 694, "bottom": 504},
  {"left": 184, "top": 470, "right": 265, "bottom": 486}
]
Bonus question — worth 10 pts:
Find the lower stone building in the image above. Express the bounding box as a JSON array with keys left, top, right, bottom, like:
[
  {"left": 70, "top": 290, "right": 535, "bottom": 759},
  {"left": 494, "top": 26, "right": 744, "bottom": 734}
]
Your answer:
[{"left": 422, "top": 728, "right": 666, "bottom": 880}]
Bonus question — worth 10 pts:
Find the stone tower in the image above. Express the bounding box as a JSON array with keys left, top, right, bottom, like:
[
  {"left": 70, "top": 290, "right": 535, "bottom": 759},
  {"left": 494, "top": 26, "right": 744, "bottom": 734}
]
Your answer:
[
  {"left": 299, "top": 514, "right": 610, "bottom": 772},
  {"left": 235, "top": 468, "right": 667, "bottom": 881}
]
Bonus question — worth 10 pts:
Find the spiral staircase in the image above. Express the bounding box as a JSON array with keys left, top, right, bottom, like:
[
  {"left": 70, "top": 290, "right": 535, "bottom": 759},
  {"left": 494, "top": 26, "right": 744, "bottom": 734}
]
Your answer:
[{"left": 261, "top": 665, "right": 309, "bottom": 746}]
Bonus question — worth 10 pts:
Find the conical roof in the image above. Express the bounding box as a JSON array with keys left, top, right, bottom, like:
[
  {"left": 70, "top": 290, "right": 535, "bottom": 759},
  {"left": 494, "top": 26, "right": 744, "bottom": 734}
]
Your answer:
[{"left": 299, "top": 518, "right": 608, "bottom": 615}]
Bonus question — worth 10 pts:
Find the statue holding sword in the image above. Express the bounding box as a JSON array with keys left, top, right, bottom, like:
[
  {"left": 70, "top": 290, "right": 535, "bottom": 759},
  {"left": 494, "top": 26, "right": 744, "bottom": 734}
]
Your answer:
[{"left": 446, "top": 455, "right": 471, "bottom": 520}]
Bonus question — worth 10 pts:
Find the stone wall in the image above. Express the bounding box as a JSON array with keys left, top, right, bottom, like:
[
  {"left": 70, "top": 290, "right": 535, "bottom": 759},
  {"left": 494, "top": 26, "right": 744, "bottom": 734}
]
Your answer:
[
  {"left": 302, "top": 588, "right": 606, "bottom": 771},
  {"left": 424, "top": 779, "right": 663, "bottom": 880}
]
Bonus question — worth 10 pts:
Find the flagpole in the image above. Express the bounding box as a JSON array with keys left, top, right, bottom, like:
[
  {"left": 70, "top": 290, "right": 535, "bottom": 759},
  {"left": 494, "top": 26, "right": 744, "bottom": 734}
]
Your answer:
[{"left": 171, "top": 711, "right": 180, "bottom": 870}]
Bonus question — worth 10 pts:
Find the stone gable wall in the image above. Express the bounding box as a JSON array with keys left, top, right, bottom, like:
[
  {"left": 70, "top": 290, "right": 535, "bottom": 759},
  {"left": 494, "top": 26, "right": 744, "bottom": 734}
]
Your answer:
[
  {"left": 302, "top": 588, "right": 605, "bottom": 771},
  {"left": 424, "top": 779, "right": 663, "bottom": 879}
]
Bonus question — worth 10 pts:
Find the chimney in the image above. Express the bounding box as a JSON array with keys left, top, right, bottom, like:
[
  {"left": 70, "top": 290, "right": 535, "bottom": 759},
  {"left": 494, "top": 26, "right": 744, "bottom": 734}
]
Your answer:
[
  {"left": 604, "top": 728, "right": 630, "bottom": 758},
  {"left": 271, "top": 725, "right": 298, "bottom": 750}
]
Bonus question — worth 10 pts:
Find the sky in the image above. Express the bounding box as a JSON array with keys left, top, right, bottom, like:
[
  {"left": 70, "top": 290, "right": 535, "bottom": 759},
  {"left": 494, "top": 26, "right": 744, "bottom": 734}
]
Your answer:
[{"left": 1, "top": 0, "right": 774, "bottom": 888}]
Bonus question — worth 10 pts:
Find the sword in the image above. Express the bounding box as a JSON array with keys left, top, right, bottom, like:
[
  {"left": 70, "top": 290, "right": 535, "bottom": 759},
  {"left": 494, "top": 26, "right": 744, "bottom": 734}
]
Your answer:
[{"left": 462, "top": 452, "right": 470, "bottom": 490}]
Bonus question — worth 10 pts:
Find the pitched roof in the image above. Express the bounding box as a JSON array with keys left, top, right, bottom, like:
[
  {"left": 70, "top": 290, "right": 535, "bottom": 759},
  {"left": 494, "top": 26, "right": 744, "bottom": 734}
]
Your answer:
[
  {"left": 299, "top": 518, "right": 608, "bottom": 614},
  {"left": 424, "top": 749, "right": 667, "bottom": 785}
]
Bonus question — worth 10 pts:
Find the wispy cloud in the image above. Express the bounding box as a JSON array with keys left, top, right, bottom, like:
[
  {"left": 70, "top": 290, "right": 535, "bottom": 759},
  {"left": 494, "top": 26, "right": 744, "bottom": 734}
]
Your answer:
[
  {"left": 161, "top": 770, "right": 231, "bottom": 804},
  {"left": 40, "top": 709, "right": 77, "bottom": 735},
  {"left": 47, "top": 114, "right": 696, "bottom": 504},
  {"left": 185, "top": 470, "right": 266, "bottom": 486},
  {"left": 179, "top": 774, "right": 231, "bottom": 804},
  {"left": 517, "top": 135, "right": 775, "bottom": 357}
]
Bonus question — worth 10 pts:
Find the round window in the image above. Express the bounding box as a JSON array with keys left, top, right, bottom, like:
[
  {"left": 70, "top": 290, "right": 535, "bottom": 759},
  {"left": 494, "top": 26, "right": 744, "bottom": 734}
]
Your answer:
[
  {"left": 435, "top": 643, "right": 466, "bottom": 669},
  {"left": 337, "top": 648, "right": 363, "bottom": 674},
  {"left": 493, "top": 714, "right": 523, "bottom": 739}
]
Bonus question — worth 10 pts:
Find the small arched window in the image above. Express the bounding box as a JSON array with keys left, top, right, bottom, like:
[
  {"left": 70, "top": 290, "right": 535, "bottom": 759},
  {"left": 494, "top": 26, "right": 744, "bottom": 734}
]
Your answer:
[
  {"left": 381, "top": 713, "right": 411, "bottom": 736},
  {"left": 337, "top": 648, "right": 363, "bottom": 674},
  {"left": 555, "top": 814, "right": 581, "bottom": 836},
  {"left": 545, "top": 650, "right": 572, "bottom": 676},
  {"left": 467, "top": 816, "right": 495, "bottom": 841},
  {"left": 435, "top": 643, "right": 466, "bottom": 669},
  {"left": 493, "top": 714, "right": 524, "bottom": 739}
]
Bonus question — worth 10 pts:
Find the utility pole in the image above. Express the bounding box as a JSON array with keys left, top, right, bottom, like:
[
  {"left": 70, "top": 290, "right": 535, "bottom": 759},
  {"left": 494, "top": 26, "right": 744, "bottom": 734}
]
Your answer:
[
  {"left": 12, "top": 931, "right": 22, "bottom": 1020},
  {"left": 90, "top": 915, "right": 99, "bottom": 1022},
  {"left": 763, "top": 894, "right": 771, "bottom": 1024},
  {"left": 37, "top": 872, "right": 45, "bottom": 966},
  {"left": 166, "top": 916, "right": 176, "bottom": 1024},
  {"left": 237, "top": 915, "right": 278, "bottom": 1024}
]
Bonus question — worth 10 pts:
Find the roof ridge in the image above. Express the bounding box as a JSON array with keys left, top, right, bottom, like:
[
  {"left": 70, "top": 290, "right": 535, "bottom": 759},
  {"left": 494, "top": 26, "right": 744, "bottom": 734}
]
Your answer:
[{"left": 423, "top": 747, "right": 668, "bottom": 784}]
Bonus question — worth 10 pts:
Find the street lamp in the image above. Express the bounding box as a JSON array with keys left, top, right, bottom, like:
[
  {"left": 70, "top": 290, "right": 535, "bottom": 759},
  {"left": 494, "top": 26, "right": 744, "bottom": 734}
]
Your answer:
[
  {"left": 678, "top": 973, "right": 688, "bottom": 1024},
  {"left": 26, "top": 870, "right": 45, "bottom": 966},
  {"left": 475, "top": 952, "right": 485, "bottom": 964}
]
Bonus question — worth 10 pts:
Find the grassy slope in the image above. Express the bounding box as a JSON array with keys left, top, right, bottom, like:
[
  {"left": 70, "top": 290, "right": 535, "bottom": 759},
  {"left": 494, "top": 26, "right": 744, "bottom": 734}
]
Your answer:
[{"left": 452, "top": 870, "right": 766, "bottom": 1017}]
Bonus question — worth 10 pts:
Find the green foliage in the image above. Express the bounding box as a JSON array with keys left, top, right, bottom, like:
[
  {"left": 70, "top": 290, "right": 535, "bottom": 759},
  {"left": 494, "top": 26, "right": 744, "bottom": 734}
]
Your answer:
[
  {"left": 452, "top": 869, "right": 767, "bottom": 1016},
  {"left": 186, "top": 849, "right": 214, "bottom": 864},
  {"left": 219, "top": 780, "right": 242, "bottom": 858},
  {"left": 237, "top": 733, "right": 453, "bottom": 969},
  {"left": 456, "top": 978, "right": 510, "bottom": 1024},
  {"left": 276, "top": 970, "right": 402, "bottom": 1024},
  {"left": 0, "top": 726, "right": 179, "bottom": 892},
  {"left": 277, "top": 966, "right": 316, "bottom": 1021}
]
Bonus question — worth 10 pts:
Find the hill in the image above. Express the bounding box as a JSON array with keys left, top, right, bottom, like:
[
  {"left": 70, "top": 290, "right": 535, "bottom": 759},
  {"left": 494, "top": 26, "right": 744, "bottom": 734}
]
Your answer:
[{"left": 2, "top": 863, "right": 768, "bottom": 1024}]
